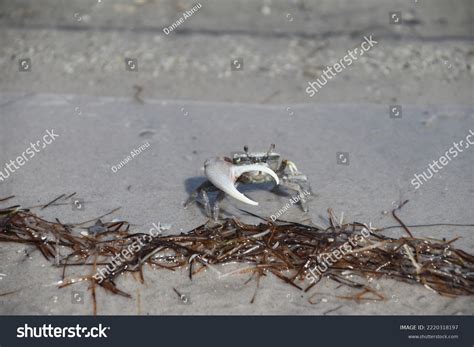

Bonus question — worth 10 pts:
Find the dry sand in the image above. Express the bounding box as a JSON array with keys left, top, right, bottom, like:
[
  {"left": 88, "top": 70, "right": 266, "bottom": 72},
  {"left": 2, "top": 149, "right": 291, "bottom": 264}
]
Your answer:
[{"left": 0, "top": 93, "right": 472, "bottom": 315}]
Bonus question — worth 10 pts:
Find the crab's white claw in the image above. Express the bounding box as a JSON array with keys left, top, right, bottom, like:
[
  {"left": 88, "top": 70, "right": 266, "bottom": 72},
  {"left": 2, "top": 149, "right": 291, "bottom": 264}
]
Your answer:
[{"left": 204, "top": 157, "right": 279, "bottom": 206}]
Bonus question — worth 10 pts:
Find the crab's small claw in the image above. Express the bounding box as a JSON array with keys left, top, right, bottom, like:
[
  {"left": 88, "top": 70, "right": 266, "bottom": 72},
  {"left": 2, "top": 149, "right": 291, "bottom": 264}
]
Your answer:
[{"left": 204, "top": 157, "right": 279, "bottom": 206}]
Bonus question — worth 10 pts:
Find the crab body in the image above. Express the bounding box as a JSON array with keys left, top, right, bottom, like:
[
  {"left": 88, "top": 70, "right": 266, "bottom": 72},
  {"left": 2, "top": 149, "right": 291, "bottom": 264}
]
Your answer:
[
  {"left": 185, "top": 145, "right": 311, "bottom": 220},
  {"left": 230, "top": 150, "right": 281, "bottom": 184}
]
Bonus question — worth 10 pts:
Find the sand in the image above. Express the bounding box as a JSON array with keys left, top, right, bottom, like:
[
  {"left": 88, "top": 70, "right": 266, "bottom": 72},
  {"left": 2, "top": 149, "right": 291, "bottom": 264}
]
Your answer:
[{"left": 0, "top": 93, "right": 472, "bottom": 315}]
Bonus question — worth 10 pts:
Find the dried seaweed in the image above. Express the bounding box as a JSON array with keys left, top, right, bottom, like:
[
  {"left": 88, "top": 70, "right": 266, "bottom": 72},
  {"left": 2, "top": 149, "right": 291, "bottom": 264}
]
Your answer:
[{"left": 0, "top": 195, "right": 473, "bottom": 312}]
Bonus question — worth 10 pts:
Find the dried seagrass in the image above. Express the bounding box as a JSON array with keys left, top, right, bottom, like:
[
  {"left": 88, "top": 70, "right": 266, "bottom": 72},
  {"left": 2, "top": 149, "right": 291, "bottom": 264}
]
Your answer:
[{"left": 0, "top": 195, "right": 473, "bottom": 313}]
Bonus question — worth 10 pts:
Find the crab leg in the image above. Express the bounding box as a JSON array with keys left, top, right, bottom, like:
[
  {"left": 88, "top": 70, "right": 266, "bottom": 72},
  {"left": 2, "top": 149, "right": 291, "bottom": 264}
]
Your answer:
[{"left": 204, "top": 157, "right": 279, "bottom": 206}]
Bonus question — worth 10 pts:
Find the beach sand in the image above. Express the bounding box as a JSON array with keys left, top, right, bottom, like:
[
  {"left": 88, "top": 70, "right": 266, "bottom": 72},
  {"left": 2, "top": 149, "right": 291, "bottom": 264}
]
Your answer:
[{"left": 0, "top": 94, "right": 472, "bottom": 315}]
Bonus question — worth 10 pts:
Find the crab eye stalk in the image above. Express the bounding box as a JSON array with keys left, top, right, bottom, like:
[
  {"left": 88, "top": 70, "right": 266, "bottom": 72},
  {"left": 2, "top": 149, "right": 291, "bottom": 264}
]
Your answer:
[{"left": 204, "top": 157, "right": 279, "bottom": 206}]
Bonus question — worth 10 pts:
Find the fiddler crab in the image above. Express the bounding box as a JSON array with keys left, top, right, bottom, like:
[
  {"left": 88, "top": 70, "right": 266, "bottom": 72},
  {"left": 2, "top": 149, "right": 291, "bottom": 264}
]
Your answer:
[{"left": 184, "top": 144, "right": 312, "bottom": 220}]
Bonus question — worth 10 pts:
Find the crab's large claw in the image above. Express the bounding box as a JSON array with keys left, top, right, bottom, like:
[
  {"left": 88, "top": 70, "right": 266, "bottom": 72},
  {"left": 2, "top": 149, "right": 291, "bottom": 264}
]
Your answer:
[{"left": 204, "top": 157, "right": 279, "bottom": 206}]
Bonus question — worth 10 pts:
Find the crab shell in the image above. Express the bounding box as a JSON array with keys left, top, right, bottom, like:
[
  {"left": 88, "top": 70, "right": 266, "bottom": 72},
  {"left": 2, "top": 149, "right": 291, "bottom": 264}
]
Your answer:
[{"left": 204, "top": 157, "right": 279, "bottom": 206}]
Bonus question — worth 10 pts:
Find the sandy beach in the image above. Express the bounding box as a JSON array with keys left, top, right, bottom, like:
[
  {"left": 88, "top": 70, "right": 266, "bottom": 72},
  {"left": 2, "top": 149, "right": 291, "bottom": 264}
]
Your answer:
[{"left": 0, "top": 0, "right": 472, "bottom": 315}]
